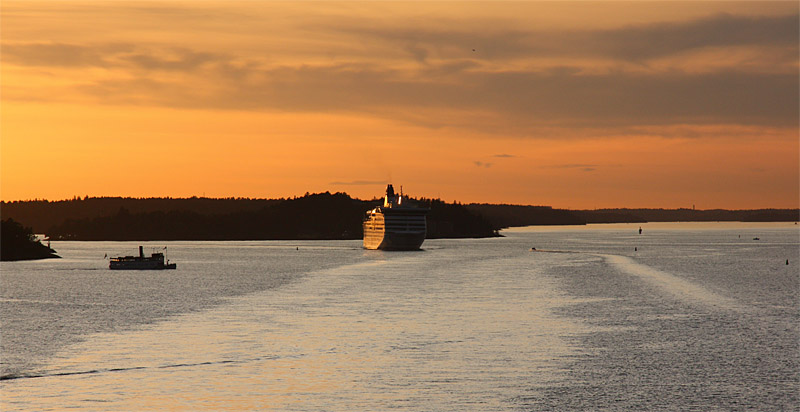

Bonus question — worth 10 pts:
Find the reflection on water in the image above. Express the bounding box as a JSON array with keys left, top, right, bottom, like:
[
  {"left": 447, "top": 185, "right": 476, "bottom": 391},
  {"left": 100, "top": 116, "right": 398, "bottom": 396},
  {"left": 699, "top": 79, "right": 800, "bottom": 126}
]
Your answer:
[
  {"left": 2, "top": 248, "right": 587, "bottom": 411},
  {"left": 1, "top": 224, "right": 798, "bottom": 410}
]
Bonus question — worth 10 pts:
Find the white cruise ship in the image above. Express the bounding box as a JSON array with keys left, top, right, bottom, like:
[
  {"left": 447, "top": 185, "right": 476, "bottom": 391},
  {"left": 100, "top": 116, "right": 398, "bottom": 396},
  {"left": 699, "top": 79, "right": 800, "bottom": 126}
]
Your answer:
[{"left": 363, "top": 185, "right": 429, "bottom": 250}]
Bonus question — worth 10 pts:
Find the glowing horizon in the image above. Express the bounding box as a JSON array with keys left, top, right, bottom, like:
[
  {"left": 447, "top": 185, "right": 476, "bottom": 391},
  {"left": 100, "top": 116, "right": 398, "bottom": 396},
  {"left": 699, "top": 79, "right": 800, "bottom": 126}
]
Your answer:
[{"left": 2, "top": 1, "right": 798, "bottom": 209}]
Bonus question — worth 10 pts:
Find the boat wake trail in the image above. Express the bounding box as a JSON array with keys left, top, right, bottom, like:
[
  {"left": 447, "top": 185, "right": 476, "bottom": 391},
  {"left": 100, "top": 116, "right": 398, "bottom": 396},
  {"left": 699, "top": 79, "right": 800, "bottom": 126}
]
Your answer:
[
  {"left": 532, "top": 249, "right": 740, "bottom": 311},
  {"left": 598, "top": 254, "right": 740, "bottom": 311},
  {"left": 0, "top": 356, "right": 285, "bottom": 382}
]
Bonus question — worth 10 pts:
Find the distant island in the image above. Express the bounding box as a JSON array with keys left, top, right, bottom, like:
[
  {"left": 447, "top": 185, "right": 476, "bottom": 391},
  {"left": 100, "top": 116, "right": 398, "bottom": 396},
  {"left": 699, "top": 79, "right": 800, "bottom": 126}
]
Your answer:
[
  {"left": 466, "top": 204, "right": 800, "bottom": 227},
  {"left": 1, "top": 194, "right": 797, "bottom": 242},
  {"left": 1, "top": 218, "right": 60, "bottom": 261}
]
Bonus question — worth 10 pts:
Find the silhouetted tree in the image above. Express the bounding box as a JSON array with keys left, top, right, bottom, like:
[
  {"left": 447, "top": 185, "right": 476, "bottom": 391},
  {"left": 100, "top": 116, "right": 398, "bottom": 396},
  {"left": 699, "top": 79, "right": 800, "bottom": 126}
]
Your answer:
[{"left": 1, "top": 218, "right": 59, "bottom": 261}]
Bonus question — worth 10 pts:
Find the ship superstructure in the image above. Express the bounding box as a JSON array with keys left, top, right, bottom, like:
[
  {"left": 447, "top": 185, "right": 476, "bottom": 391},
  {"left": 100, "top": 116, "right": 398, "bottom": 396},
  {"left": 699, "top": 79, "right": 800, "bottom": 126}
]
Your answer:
[{"left": 363, "top": 185, "right": 428, "bottom": 250}]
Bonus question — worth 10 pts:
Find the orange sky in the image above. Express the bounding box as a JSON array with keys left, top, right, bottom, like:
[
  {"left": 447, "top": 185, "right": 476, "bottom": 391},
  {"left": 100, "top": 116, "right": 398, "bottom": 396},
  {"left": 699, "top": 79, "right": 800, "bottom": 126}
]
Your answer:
[{"left": 1, "top": 1, "right": 798, "bottom": 208}]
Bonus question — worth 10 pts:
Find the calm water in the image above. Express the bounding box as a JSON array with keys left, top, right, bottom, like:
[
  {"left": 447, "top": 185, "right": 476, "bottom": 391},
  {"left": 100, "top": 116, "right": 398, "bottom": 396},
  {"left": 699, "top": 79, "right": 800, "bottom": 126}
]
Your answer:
[{"left": 1, "top": 223, "right": 797, "bottom": 410}]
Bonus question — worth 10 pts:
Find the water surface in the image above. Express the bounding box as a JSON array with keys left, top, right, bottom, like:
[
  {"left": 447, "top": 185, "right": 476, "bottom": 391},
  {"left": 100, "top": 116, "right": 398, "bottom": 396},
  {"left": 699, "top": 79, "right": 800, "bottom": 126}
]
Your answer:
[{"left": 1, "top": 223, "right": 797, "bottom": 410}]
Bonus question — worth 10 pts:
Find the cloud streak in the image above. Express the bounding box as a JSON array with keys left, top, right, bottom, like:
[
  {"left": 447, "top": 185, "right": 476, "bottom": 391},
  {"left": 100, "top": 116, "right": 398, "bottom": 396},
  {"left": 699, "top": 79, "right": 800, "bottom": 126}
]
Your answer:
[
  {"left": 328, "top": 12, "right": 798, "bottom": 64},
  {"left": 547, "top": 164, "right": 600, "bottom": 172},
  {"left": 2, "top": 8, "right": 797, "bottom": 135},
  {"left": 5, "top": 42, "right": 797, "bottom": 131},
  {"left": 329, "top": 180, "right": 386, "bottom": 186}
]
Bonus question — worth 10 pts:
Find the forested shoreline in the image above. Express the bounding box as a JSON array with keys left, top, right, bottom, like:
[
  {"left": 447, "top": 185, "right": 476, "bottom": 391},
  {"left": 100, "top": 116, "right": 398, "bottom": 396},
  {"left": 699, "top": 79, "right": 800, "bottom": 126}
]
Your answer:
[
  {"left": 466, "top": 204, "right": 799, "bottom": 227},
  {"left": 1, "top": 193, "right": 499, "bottom": 241},
  {"left": 1, "top": 194, "right": 796, "bottom": 241}
]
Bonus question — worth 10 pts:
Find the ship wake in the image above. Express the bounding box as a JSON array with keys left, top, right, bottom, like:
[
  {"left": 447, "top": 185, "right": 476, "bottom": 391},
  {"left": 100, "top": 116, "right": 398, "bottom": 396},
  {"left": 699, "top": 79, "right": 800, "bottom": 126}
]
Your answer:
[
  {"left": 599, "top": 253, "right": 740, "bottom": 311},
  {"left": 0, "top": 356, "right": 285, "bottom": 382},
  {"left": 533, "top": 249, "right": 740, "bottom": 311}
]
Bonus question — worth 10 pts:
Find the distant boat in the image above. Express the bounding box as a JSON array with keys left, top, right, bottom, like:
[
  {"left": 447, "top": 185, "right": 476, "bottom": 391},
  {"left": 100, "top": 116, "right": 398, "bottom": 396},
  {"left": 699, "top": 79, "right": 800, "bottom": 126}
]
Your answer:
[
  {"left": 363, "top": 184, "right": 429, "bottom": 250},
  {"left": 109, "top": 246, "right": 176, "bottom": 270}
]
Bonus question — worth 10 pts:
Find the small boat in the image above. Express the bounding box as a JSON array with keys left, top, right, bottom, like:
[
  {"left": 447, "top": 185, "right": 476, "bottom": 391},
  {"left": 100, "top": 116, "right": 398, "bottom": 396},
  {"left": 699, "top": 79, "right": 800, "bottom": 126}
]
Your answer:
[{"left": 109, "top": 246, "right": 176, "bottom": 270}]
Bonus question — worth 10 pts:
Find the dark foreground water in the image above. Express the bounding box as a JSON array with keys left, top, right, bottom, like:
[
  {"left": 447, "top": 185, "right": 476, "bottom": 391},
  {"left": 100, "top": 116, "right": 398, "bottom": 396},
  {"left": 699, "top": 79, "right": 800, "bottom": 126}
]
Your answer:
[{"left": 1, "top": 223, "right": 797, "bottom": 410}]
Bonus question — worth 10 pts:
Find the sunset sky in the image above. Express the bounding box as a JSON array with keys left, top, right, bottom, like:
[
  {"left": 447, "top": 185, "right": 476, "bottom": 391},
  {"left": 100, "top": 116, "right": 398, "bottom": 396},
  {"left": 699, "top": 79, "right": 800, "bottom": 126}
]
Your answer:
[{"left": 1, "top": 1, "right": 798, "bottom": 208}]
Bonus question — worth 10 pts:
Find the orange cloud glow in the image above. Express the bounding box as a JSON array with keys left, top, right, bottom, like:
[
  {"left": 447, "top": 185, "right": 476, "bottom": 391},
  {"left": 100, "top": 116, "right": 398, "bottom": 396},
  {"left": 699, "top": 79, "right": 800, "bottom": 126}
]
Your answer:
[{"left": 2, "top": 1, "right": 798, "bottom": 208}]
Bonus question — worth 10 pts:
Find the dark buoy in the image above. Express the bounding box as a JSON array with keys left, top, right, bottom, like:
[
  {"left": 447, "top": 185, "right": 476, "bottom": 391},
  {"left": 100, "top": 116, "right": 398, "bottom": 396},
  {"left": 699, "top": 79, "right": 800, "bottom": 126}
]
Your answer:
[
  {"left": 639, "top": 227, "right": 642, "bottom": 234},
  {"left": 634, "top": 247, "right": 637, "bottom": 252},
  {"left": 787, "top": 259, "right": 790, "bottom": 265}
]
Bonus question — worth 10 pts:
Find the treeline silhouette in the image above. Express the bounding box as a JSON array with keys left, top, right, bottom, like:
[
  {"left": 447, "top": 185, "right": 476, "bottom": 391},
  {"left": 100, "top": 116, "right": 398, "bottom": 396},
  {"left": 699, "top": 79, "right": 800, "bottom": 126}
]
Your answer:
[
  {"left": 1, "top": 196, "right": 278, "bottom": 234},
  {"left": 419, "top": 198, "right": 498, "bottom": 238},
  {"left": 573, "top": 208, "right": 800, "bottom": 224},
  {"left": 467, "top": 204, "right": 798, "bottom": 228},
  {"left": 4, "top": 193, "right": 498, "bottom": 241},
  {"left": 1, "top": 218, "right": 59, "bottom": 261},
  {"left": 2, "top": 195, "right": 796, "bottom": 241},
  {"left": 465, "top": 204, "right": 584, "bottom": 227}
]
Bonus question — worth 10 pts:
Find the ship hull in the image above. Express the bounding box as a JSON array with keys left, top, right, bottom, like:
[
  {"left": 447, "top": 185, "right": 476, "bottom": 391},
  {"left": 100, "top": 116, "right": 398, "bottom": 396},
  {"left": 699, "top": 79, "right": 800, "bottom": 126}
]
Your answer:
[
  {"left": 363, "top": 208, "right": 428, "bottom": 250},
  {"left": 110, "top": 260, "right": 176, "bottom": 270},
  {"left": 363, "top": 230, "right": 426, "bottom": 250}
]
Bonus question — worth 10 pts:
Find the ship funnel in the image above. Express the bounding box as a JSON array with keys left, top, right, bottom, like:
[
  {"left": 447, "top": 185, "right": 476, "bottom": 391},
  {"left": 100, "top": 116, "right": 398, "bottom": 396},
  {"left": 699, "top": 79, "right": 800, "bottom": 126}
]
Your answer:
[
  {"left": 139, "top": 246, "right": 144, "bottom": 258},
  {"left": 384, "top": 184, "right": 397, "bottom": 207}
]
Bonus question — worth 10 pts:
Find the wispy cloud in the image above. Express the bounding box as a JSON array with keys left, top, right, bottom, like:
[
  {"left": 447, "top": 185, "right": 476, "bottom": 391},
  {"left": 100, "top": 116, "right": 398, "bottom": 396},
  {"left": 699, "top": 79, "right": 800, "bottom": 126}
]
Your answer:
[
  {"left": 329, "top": 180, "right": 386, "bottom": 186},
  {"left": 2, "top": 42, "right": 228, "bottom": 71},
  {"left": 329, "top": 12, "right": 798, "bottom": 64},
  {"left": 7, "top": 47, "right": 794, "bottom": 130},
  {"left": 547, "top": 164, "right": 600, "bottom": 172},
  {"left": 2, "top": 42, "right": 126, "bottom": 67},
  {"left": 2, "top": 9, "right": 797, "bottom": 134}
]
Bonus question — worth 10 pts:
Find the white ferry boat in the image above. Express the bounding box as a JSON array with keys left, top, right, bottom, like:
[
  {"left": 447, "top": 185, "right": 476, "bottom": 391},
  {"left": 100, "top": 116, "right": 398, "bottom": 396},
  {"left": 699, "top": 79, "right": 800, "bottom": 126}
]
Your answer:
[
  {"left": 363, "top": 185, "right": 429, "bottom": 250},
  {"left": 109, "top": 246, "right": 176, "bottom": 270}
]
